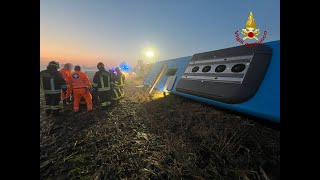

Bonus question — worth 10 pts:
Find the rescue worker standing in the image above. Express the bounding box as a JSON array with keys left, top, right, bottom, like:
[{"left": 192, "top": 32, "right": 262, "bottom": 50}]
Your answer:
[
  {"left": 59, "top": 63, "right": 73, "bottom": 104},
  {"left": 109, "top": 69, "right": 122, "bottom": 101},
  {"left": 115, "top": 67, "right": 125, "bottom": 97},
  {"left": 70, "top": 65, "right": 93, "bottom": 113},
  {"left": 40, "top": 61, "right": 67, "bottom": 116},
  {"left": 92, "top": 62, "right": 112, "bottom": 110}
]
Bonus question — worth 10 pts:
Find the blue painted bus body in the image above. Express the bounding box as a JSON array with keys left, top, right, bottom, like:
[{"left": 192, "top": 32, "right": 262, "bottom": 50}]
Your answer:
[{"left": 144, "top": 40, "right": 280, "bottom": 123}]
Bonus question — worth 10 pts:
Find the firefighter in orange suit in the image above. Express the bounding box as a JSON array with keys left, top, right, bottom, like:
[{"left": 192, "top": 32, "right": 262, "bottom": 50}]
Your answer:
[
  {"left": 70, "top": 65, "right": 93, "bottom": 112},
  {"left": 59, "top": 63, "right": 73, "bottom": 104}
]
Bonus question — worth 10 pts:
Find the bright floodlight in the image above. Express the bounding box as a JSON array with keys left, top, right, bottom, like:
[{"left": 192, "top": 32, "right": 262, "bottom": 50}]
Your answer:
[{"left": 145, "top": 51, "right": 154, "bottom": 58}]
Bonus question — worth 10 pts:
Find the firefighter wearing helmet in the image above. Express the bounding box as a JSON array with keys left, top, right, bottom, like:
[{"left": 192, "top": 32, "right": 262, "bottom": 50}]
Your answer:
[
  {"left": 40, "top": 61, "right": 67, "bottom": 116},
  {"left": 92, "top": 62, "right": 113, "bottom": 110},
  {"left": 115, "top": 67, "right": 125, "bottom": 97}
]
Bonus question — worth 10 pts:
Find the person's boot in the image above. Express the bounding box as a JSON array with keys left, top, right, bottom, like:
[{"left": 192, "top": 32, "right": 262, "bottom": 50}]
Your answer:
[{"left": 87, "top": 108, "right": 93, "bottom": 114}]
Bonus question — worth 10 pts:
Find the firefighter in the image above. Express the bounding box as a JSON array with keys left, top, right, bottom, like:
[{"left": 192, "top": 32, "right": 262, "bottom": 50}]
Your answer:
[
  {"left": 109, "top": 69, "right": 122, "bottom": 101},
  {"left": 92, "top": 62, "right": 112, "bottom": 110},
  {"left": 40, "top": 61, "right": 67, "bottom": 116},
  {"left": 59, "top": 63, "right": 73, "bottom": 104},
  {"left": 70, "top": 65, "right": 93, "bottom": 113},
  {"left": 115, "top": 67, "right": 125, "bottom": 97}
]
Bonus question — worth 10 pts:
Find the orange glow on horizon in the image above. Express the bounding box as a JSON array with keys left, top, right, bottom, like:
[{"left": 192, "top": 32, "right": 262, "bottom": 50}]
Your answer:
[
  {"left": 40, "top": 50, "right": 122, "bottom": 67},
  {"left": 40, "top": 56, "right": 120, "bottom": 67}
]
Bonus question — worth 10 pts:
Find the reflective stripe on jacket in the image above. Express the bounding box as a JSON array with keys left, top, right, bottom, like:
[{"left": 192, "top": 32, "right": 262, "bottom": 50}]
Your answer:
[{"left": 40, "top": 68, "right": 66, "bottom": 94}]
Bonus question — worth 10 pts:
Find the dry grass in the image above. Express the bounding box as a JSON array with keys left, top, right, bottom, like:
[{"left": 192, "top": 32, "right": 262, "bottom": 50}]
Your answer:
[{"left": 40, "top": 76, "right": 280, "bottom": 180}]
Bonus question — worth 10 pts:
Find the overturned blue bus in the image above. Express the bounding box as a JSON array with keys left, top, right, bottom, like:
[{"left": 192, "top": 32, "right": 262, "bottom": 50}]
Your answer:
[{"left": 144, "top": 40, "right": 280, "bottom": 123}]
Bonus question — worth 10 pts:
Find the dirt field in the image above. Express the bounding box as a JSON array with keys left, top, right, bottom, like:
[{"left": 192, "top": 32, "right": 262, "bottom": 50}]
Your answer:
[{"left": 40, "top": 76, "right": 280, "bottom": 180}]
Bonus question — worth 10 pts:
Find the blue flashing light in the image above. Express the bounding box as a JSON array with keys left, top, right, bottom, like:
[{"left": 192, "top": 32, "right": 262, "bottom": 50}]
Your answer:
[{"left": 120, "top": 65, "right": 129, "bottom": 71}]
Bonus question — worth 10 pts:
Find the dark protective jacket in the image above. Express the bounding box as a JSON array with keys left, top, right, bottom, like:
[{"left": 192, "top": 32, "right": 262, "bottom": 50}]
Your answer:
[
  {"left": 93, "top": 67, "right": 113, "bottom": 91},
  {"left": 40, "top": 67, "right": 67, "bottom": 94},
  {"left": 115, "top": 71, "right": 125, "bottom": 86}
]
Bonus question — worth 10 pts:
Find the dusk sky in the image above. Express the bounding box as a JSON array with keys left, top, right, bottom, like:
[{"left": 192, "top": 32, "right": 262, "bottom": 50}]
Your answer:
[{"left": 40, "top": 0, "right": 280, "bottom": 67}]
